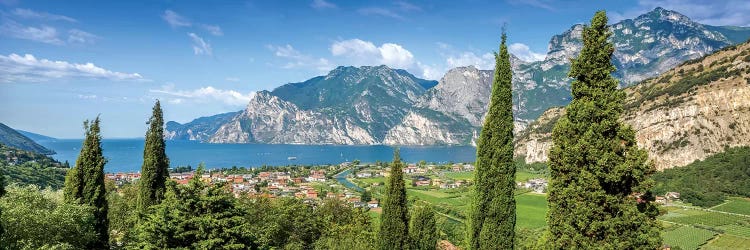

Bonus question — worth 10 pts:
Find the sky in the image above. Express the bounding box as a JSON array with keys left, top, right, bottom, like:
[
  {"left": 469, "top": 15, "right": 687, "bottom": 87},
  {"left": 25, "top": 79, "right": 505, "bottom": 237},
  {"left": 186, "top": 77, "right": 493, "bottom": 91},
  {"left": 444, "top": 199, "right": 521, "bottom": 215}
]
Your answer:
[{"left": 1, "top": 0, "right": 749, "bottom": 138}]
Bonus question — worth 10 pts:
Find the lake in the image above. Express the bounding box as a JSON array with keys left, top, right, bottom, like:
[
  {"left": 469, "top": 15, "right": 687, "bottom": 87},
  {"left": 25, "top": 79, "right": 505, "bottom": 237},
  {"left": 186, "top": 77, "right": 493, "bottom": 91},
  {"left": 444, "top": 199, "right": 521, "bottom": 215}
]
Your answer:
[{"left": 37, "top": 139, "right": 477, "bottom": 173}]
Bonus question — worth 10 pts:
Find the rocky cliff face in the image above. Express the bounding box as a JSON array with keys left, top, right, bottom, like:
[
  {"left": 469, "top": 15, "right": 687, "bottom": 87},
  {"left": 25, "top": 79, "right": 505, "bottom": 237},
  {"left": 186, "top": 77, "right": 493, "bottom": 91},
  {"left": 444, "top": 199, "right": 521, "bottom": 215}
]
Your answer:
[
  {"left": 515, "top": 41, "right": 750, "bottom": 169},
  {"left": 209, "top": 91, "right": 376, "bottom": 144},
  {"left": 165, "top": 111, "right": 239, "bottom": 141},
  {"left": 166, "top": 8, "right": 750, "bottom": 147},
  {"left": 512, "top": 7, "right": 742, "bottom": 120}
]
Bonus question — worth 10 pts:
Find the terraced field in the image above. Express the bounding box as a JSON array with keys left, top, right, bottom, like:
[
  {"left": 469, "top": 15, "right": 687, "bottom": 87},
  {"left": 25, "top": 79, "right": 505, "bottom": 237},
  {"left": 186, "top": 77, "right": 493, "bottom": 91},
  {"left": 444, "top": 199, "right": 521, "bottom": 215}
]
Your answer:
[
  {"left": 661, "top": 226, "right": 717, "bottom": 250},
  {"left": 713, "top": 198, "right": 750, "bottom": 216},
  {"left": 702, "top": 234, "right": 750, "bottom": 249},
  {"left": 659, "top": 202, "right": 750, "bottom": 249}
]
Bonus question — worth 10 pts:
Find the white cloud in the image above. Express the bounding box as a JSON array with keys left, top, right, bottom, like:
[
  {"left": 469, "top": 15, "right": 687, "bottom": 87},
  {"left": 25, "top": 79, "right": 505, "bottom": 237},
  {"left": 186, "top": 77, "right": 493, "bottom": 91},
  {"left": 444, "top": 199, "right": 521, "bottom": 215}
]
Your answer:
[
  {"left": 330, "top": 39, "right": 415, "bottom": 69},
  {"left": 508, "top": 43, "right": 546, "bottom": 62},
  {"left": 311, "top": 0, "right": 337, "bottom": 10},
  {"left": 446, "top": 52, "right": 495, "bottom": 70},
  {"left": 77, "top": 94, "right": 97, "bottom": 99},
  {"left": 150, "top": 84, "right": 256, "bottom": 106},
  {"left": 67, "top": 29, "right": 99, "bottom": 44},
  {"left": 162, "top": 10, "right": 191, "bottom": 28},
  {"left": 394, "top": 1, "right": 421, "bottom": 12},
  {"left": 268, "top": 44, "right": 332, "bottom": 71},
  {"left": 357, "top": 7, "right": 404, "bottom": 20},
  {"left": 200, "top": 24, "right": 223, "bottom": 36},
  {"left": 505, "top": 0, "right": 555, "bottom": 11},
  {"left": 12, "top": 8, "right": 77, "bottom": 22},
  {"left": 0, "top": 20, "right": 63, "bottom": 45},
  {"left": 162, "top": 10, "right": 223, "bottom": 36},
  {"left": 611, "top": 0, "right": 750, "bottom": 26},
  {"left": 415, "top": 62, "right": 442, "bottom": 80},
  {"left": 0, "top": 53, "right": 144, "bottom": 83},
  {"left": 188, "top": 33, "right": 212, "bottom": 56}
]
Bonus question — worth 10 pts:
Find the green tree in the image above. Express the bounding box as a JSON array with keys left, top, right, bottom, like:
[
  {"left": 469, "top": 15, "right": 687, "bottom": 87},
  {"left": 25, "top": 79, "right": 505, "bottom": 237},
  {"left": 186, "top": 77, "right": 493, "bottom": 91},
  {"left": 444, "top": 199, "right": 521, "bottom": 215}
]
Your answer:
[
  {"left": 409, "top": 203, "right": 438, "bottom": 250},
  {"left": 0, "top": 185, "right": 97, "bottom": 249},
  {"left": 132, "top": 164, "right": 254, "bottom": 249},
  {"left": 467, "top": 31, "right": 516, "bottom": 250},
  {"left": 546, "top": 10, "right": 661, "bottom": 249},
  {"left": 108, "top": 182, "right": 138, "bottom": 246},
  {"left": 138, "top": 100, "right": 170, "bottom": 212},
  {"left": 379, "top": 148, "right": 410, "bottom": 250},
  {"left": 361, "top": 190, "right": 372, "bottom": 202},
  {"left": 314, "top": 199, "right": 377, "bottom": 250},
  {"left": 63, "top": 117, "right": 110, "bottom": 249}
]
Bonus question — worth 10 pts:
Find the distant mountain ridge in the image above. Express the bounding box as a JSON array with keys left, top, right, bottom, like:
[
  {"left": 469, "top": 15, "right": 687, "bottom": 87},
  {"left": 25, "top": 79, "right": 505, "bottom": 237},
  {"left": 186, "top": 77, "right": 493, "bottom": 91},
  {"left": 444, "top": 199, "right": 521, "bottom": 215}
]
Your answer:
[
  {"left": 165, "top": 7, "right": 750, "bottom": 146},
  {"left": 0, "top": 122, "right": 55, "bottom": 155},
  {"left": 17, "top": 130, "right": 57, "bottom": 142}
]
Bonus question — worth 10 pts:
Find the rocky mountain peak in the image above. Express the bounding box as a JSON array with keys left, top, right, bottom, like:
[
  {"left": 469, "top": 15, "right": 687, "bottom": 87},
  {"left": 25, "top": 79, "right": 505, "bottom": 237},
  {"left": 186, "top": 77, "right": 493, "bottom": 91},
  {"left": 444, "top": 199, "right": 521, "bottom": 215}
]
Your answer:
[{"left": 638, "top": 7, "right": 692, "bottom": 24}]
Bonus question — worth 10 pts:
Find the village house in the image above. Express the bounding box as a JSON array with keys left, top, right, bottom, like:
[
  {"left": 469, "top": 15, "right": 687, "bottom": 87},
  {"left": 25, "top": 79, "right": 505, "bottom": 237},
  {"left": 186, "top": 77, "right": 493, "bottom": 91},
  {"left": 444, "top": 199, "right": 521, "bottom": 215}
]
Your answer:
[
  {"left": 306, "top": 190, "right": 318, "bottom": 199},
  {"left": 655, "top": 196, "right": 667, "bottom": 204},
  {"left": 452, "top": 164, "right": 463, "bottom": 172},
  {"left": 665, "top": 192, "right": 680, "bottom": 200},
  {"left": 520, "top": 178, "right": 548, "bottom": 193},
  {"left": 367, "top": 200, "right": 379, "bottom": 208},
  {"left": 463, "top": 164, "right": 475, "bottom": 171},
  {"left": 413, "top": 176, "right": 431, "bottom": 187}
]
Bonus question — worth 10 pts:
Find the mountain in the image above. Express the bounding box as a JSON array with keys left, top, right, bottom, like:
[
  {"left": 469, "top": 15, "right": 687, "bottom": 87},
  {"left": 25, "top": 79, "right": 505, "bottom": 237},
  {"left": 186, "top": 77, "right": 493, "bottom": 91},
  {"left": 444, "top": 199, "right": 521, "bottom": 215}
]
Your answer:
[
  {"left": 168, "top": 65, "right": 429, "bottom": 144},
  {"left": 514, "top": 7, "right": 749, "bottom": 120},
  {"left": 515, "top": 39, "right": 750, "bottom": 170},
  {"left": 384, "top": 7, "right": 750, "bottom": 146},
  {"left": 165, "top": 111, "right": 240, "bottom": 141},
  {"left": 17, "top": 130, "right": 57, "bottom": 142},
  {"left": 0, "top": 122, "right": 55, "bottom": 155},
  {"left": 166, "top": 8, "right": 750, "bottom": 146}
]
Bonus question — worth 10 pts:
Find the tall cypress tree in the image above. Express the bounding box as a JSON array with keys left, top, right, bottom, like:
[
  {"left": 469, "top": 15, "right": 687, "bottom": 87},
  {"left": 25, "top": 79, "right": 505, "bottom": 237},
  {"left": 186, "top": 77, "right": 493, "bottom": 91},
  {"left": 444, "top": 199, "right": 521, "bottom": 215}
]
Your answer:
[
  {"left": 138, "top": 100, "right": 170, "bottom": 212},
  {"left": 467, "top": 31, "right": 516, "bottom": 250},
  {"left": 546, "top": 11, "right": 661, "bottom": 249},
  {"left": 64, "top": 120, "right": 90, "bottom": 202},
  {"left": 409, "top": 203, "right": 438, "bottom": 250},
  {"left": 63, "top": 117, "right": 110, "bottom": 249},
  {"left": 379, "top": 149, "right": 409, "bottom": 250}
]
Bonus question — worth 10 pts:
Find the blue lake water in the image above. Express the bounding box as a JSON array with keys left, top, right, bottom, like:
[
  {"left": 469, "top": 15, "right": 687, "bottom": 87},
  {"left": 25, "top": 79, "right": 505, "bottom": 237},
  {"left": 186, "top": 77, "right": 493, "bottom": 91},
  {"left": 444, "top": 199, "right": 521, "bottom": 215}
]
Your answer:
[{"left": 37, "top": 139, "right": 477, "bottom": 173}]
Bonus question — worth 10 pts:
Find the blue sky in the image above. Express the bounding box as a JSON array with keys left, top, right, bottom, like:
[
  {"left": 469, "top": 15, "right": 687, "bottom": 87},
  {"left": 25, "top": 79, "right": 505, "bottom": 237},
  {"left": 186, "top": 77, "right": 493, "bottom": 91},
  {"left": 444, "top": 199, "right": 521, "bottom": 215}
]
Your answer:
[{"left": 1, "top": 0, "right": 749, "bottom": 138}]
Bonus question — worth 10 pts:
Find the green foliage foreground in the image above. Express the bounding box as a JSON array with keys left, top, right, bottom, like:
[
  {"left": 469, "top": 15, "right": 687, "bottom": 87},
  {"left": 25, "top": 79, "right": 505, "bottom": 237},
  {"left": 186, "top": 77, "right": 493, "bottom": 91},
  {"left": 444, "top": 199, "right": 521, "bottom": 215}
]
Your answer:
[
  {"left": 130, "top": 166, "right": 376, "bottom": 249},
  {"left": 0, "top": 185, "right": 97, "bottom": 249}
]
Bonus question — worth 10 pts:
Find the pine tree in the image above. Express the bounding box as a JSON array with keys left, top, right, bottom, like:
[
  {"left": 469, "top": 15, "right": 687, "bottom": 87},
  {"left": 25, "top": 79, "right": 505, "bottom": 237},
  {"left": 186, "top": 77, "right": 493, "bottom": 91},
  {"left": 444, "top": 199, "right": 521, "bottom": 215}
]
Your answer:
[
  {"left": 63, "top": 117, "right": 110, "bottom": 249},
  {"left": 466, "top": 31, "right": 516, "bottom": 250},
  {"left": 138, "top": 100, "right": 170, "bottom": 212},
  {"left": 379, "top": 149, "right": 410, "bottom": 250},
  {"left": 409, "top": 203, "right": 438, "bottom": 250},
  {"left": 546, "top": 10, "right": 661, "bottom": 249}
]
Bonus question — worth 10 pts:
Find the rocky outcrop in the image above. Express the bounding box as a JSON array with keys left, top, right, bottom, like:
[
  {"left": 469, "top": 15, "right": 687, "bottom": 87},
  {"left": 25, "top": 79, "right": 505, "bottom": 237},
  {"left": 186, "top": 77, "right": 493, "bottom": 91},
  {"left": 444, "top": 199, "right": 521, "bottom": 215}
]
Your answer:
[
  {"left": 515, "top": 41, "right": 750, "bottom": 169},
  {"left": 209, "top": 91, "right": 376, "bottom": 144},
  {"left": 166, "top": 8, "right": 750, "bottom": 147},
  {"left": 513, "top": 107, "right": 564, "bottom": 163}
]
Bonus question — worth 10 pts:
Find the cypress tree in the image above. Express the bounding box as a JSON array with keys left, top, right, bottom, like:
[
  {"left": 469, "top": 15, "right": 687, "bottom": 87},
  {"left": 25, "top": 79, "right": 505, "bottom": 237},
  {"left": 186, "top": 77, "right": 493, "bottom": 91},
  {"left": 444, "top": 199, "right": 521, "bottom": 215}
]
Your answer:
[
  {"left": 379, "top": 148, "right": 409, "bottom": 250},
  {"left": 63, "top": 120, "right": 90, "bottom": 202},
  {"left": 138, "top": 100, "right": 170, "bottom": 212},
  {"left": 63, "top": 117, "right": 110, "bottom": 249},
  {"left": 409, "top": 203, "right": 438, "bottom": 250},
  {"left": 467, "top": 31, "right": 516, "bottom": 250},
  {"left": 546, "top": 11, "right": 661, "bottom": 249}
]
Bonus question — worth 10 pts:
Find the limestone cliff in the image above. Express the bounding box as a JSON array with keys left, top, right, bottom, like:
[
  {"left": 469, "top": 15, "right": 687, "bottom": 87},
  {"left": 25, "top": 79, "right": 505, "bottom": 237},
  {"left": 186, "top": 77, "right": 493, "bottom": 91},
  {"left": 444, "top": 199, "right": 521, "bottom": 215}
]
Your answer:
[{"left": 515, "top": 41, "right": 750, "bottom": 169}]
